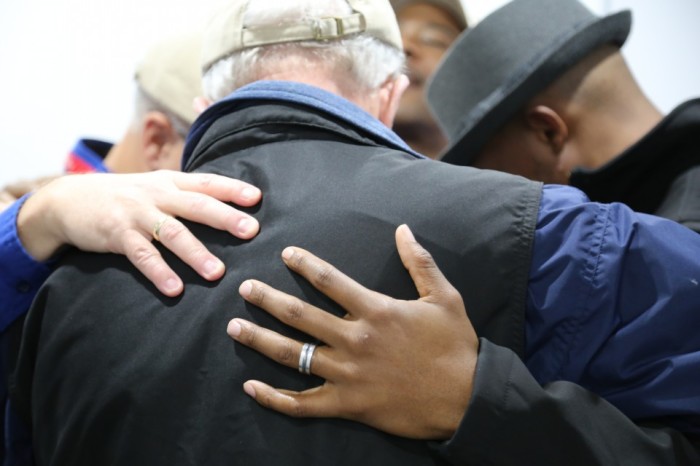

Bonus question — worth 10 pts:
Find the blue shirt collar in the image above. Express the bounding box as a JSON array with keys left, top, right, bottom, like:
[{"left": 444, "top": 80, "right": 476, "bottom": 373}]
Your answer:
[{"left": 182, "top": 81, "right": 424, "bottom": 170}]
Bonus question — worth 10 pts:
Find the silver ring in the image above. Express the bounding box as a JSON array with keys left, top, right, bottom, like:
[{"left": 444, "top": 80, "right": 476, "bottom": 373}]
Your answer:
[{"left": 298, "top": 343, "right": 317, "bottom": 375}]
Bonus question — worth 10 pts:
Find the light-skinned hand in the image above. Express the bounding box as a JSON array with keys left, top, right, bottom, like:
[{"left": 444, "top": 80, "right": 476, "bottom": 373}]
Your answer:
[
  {"left": 16, "top": 170, "right": 261, "bottom": 297},
  {"left": 229, "top": 224, "right": 478, "bottom": 440}
]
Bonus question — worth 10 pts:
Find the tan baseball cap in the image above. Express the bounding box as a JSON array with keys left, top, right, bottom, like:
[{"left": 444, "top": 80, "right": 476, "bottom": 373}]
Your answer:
[
  {"left": 135, "top": 31, "right": 204, "bottom": 125},
  {"left": 390, "top": 0, "right": 468, "bottom": 30},
  {"left": 202, "top": 0, "right": 403, "bottom": 72}
]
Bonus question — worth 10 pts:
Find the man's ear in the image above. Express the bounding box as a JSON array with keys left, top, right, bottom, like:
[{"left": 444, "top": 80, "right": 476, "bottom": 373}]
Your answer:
[
  {"left": 525, "top": 105, "right": 569, "bottom": 155},
  {"left": 193, "top": 96, "right": 212, "bottom": 115},
  {"left": 142, "top": 112, "right": 181, "bottom": 170},
  {"left": 377, "top": 73, "right": 409, "bottom": 128}
]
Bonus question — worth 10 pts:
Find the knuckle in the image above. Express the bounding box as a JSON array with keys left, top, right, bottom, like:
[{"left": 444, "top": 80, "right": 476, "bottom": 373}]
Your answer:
[
  {"left": 354, "top": 331, "right": 372, "bottom": 347},
  {"left": 348, "top": 330, "right": 374, "bottom": 355},
  {"left": 412, "top": 247, "right": 436, "bottom": 270},
  {"left": 371, "top": 296, "right": 395, "bottom": 320},
  {"left": 197, "top": 173, "right": 215, "bottom": 189},
  {"left": 276, "top": 340, "right": 295, "bottom": 364},
  {"left": 312, "top": 264, "right": 335, "bottom": 289},
  {"left": 95, "top": 213, "right": 121, "bottom": 236},
  {"left": 131, "top": 244, "right": 162, "bottom": 268},
  {"left": 187, "top": 194, "right": 209, "bottom": 214},
  {"left": 441, "top": 287, "right": 463, "bottom": 304},
  {"left": 158, "top": 220, "right": 187, "bottom": 243},
  {"left": 284, "top": 298, "right": 304, "bottom": 323}
]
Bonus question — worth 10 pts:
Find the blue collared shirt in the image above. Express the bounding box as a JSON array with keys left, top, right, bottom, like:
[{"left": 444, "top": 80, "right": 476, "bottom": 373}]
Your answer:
[{"left": 0, "top": 196, "right": 52, "bottom": 333}]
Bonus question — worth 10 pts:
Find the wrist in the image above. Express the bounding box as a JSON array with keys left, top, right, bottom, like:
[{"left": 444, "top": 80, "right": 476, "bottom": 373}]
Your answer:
[
  {"left": 16, "top": 184, "right": 64, "bottom": 261},
  {"left": 438, "top": 348, "right": 477, "bottom": 439}
]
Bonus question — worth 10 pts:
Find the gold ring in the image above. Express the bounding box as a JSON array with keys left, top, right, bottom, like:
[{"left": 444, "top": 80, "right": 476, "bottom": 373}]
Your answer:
[{"left": 152, "top": 216, "right": 172, "bottom": 242}]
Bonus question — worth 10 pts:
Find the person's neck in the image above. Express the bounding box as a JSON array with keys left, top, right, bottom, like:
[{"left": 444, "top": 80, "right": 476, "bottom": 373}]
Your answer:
[
  {"left": 393, "top": 121, "right": 448, "bottom": 159},
  {"left": 590, "top": 98, "right": 663, "bottom": 167},
  {"left": 261, "top": 72, "right": 381, "bottom": 119}
]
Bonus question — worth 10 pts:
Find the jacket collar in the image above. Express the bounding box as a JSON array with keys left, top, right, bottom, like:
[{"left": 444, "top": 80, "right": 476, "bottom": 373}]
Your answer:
[{"left": 182, "top": 81, "right": 423, "bottom": 171}]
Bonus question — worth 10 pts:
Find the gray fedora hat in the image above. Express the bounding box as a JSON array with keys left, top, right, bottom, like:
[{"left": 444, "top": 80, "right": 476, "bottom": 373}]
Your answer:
[{"left": 427, "top": 0, "right": 631, "bottom": 166}]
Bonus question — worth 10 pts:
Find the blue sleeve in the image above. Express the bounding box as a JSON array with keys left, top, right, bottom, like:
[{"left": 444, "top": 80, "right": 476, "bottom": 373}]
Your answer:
[
  {"left": 526, "top": 184, "right": 700, "bottom": 433},
  {"left": 0, "top": 196, "right": 53, "bottom": 333}
]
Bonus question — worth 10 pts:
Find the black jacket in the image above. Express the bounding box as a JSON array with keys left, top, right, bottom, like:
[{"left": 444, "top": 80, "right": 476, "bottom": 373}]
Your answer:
[
  {"left": 571, "top": 99, "right": 700, "bottom": 232},
  {"left": 12, "top": 97, "right": 539, "bottom": 465},
  {"left": 11, "top": 92, "right": 700, "bottom": 465}
]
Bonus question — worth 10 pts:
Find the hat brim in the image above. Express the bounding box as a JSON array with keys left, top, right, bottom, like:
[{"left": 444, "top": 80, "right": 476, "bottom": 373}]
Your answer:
[{"left": 439, "top": 10, "right": 631, "bottom": 166}]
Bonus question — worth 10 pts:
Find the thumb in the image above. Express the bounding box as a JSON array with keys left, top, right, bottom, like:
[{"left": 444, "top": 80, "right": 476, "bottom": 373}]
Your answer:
[{"left": 395, "top": 225, "right": 454, "bottom": 300}]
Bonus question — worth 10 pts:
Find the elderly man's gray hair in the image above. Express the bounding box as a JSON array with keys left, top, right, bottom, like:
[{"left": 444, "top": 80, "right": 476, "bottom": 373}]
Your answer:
[{"left": 203, "top": 0, "right": 405, "bottom": 102}]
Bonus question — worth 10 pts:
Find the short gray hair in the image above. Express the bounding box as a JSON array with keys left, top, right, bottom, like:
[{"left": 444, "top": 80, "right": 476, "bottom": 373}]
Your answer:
[{"left": 202, "top": 0, "right": 405, "bottom": 102}]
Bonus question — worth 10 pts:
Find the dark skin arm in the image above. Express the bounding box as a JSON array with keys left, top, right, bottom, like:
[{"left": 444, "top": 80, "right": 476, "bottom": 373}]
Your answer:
[
  {"left": 228, "top": 224, "right": 477, "bottom": 440},
  {"left": 228, "top": 225, "right": 700, "bottom": 464}
]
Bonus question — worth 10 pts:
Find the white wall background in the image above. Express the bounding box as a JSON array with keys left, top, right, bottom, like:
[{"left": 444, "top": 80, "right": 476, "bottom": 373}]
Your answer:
[
  {"left": 0, "top": 0, "right": 224, "bottom": 186},
  {"left": 462, "top": 0, "right": 700, "bottom": 112},
  {"left": 1, "top": 0, "right": 699, "bottom": 186}
]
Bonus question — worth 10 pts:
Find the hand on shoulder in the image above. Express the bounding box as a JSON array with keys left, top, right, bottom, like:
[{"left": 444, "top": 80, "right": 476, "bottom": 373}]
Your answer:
[{"left": 16, "top": 170, "right": 262, "bottom": 296}]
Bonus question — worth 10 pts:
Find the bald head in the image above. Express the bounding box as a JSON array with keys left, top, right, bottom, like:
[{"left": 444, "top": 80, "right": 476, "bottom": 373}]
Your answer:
[{"left": 538, "top": 46, "right": 645, "bottom": 126}]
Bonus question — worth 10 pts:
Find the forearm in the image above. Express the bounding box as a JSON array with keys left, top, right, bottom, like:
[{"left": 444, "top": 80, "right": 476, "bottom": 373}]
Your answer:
[{"left": 436, "top": 339, "right": 700, "bottom": 466}]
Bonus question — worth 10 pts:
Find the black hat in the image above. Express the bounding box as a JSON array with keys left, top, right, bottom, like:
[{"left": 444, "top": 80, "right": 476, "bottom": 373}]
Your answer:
[{"left": 427, "top": 0, "right": 631, "bottom": 166}]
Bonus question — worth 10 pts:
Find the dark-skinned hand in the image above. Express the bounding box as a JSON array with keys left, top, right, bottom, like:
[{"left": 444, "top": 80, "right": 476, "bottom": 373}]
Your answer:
[{"left": 228, "top": 224, "right": 478, "bottom": 440}]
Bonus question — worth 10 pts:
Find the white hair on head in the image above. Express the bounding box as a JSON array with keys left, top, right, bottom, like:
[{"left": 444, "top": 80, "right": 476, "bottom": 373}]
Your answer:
[{"left": 202, "top": 0, "right": 405, "bottom": 102}]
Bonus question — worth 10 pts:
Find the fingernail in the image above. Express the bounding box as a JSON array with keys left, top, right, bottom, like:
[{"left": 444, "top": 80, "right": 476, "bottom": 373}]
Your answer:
[
  {"left": 239, "top": 280, "right": 253, "bottom": 297},
  {"left": 400, "top": 224, "right": 416, "bottom": 242},
  {"left": 243, "top": 381, "right": 257, "bottom": 399},
  {"left": 204, "top": 259, "right": 224, "bottom": 276},
  {"left": 241, "top": 187, "right": 260, "bottom": 202},
  {"left": 281, "top": 247, "right": 295, "bottom": 261},
  {"left": 165, "top": 278, "right": 181, "bottom": 293},
  {"left": 237, "top": 218, "right": 258, "bottom": 236},
  {"left": 227, "top": 319, "right": 242, "bottom": 337}
]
